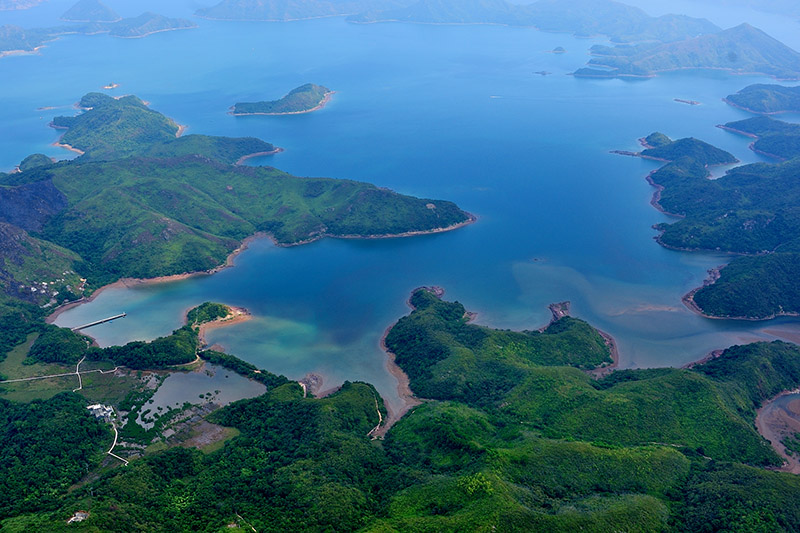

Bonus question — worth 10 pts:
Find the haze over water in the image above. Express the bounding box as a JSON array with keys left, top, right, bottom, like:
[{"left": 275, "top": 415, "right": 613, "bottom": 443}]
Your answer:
[{"left": 5, "top": 0, "right": 800, "bottom": 411}]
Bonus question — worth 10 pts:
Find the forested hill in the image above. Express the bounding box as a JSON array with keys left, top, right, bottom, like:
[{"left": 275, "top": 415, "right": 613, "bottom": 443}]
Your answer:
[
  {"left": 726, "top": 83, "right": 800, "bottom": 114},
  {"left": 349, "top": 0, "right": 719, "bottom": 43},
  {"left": 576, "top": 23, "right": 800, "bottom": 79},
  {"left": 0, "top": 92, "right": 473, "bottom": 296},
  {"left": 196, "top": 0, "right": 412, "bottom": 21},
  {"left": 9, "top": 289, "right": 800, "bottom": 531},
  {"left": 232, "top": 84, "right": 332, "bottom": 115}
]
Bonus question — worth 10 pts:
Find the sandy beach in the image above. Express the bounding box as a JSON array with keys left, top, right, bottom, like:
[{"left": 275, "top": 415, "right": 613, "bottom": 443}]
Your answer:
[
  {"left": 235, "top": 147, "right": 285, "bottom": 165},
  {"left": 195, "top": 306, "right": 252, "bottom": 348}
]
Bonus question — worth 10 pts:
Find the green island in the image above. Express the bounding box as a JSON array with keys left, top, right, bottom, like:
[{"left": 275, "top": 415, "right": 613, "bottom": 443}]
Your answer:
[
  {"left": 4, "top": 290, "right": 800, "bottom": 531},
  {"left": 574, "top": 23, "right": 800, "bottom": 80},
  {"left": 231, "top": 84, "right": 333, "bottom": 116},
  {"left": 348, "top": 0, "right": 720, "bottom": 43},
  {"left": 195, "top": 0, "right": 404, "bottom": 21},
  {"left": 0, "top": 1, "right": 195, "bottom": 57},
  {"left": 725, "top": 83, "right": 800, "bottom": 114},
  {"left": 619, "top": 111, "right": 800, "bottom": 319}
]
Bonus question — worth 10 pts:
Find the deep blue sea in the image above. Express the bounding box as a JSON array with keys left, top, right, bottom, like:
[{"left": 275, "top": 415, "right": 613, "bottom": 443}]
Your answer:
[{"left": 5, "top": 0, "right": 800, "bottom": 411}]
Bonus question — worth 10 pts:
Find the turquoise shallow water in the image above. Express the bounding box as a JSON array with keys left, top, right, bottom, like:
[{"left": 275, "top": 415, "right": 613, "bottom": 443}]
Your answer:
[{"left": 4, "top": 3, "right": 800, "bottom": 411}]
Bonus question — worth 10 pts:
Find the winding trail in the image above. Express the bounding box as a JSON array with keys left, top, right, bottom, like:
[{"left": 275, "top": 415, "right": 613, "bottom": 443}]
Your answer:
[
  {"left": 367, "top": 396, "right": 384, "bottom": 439},
  {"left": 0, "top": 364, "right": 120, "bottom": 386},
  {"left": 107, "top": 426, "right": 129, "bottom": 466}
]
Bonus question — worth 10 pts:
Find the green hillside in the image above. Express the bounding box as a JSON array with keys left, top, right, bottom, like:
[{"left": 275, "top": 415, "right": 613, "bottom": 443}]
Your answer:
[
  {"left": 726, "top": 83, "right": 800, "bottom": 113},
  {"left": 350, "top": 0, "right": 719, "bottom": 43},
  {"left": 577, "top": 23, "right": 800, "bottom": 79},
  {"left": 2, "top": 93, "right": 472, "bottom": 290},
  {"left": 60, "top": 0, "right": 120, "bottom": 22},
  {"left": 9, "top": 292, "right": 800, "bottom": 531}
]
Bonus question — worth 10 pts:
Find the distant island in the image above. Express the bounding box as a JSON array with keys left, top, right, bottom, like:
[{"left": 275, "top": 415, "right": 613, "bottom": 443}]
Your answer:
[
  {"left": 617, "top": 114, "right": 800, "bottom": 319},
  {"left": 575, "top": 23, "right": 800, "bottom": 80},
  {"left": 0, "top": 1, "right": 196, "bottom": 58},
  {"left": 348, "top": 0, "right": 720, "bottom": 44},
  {"left": 107, "top": 12, "right": 197, "bottom": 38},
  {"left": 231, "top": 84, "right": 333, "bottom": 116},
  {"left": 0, "top": 0, "right": 45, "bottom": 9},
  {"left": 725, "top": 83, "right": 800, "bottom": 114},
  {"left": 61, "top": 0, "right": 121, "bottom": 22},
  {"left": 196, "top": 0, "right": 403, "bottom": 21}
]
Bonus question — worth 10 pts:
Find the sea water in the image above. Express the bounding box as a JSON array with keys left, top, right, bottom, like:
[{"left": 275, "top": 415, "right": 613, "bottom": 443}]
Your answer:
[{"left": 4, "top": 3, "right": 800, "bottom": 411}]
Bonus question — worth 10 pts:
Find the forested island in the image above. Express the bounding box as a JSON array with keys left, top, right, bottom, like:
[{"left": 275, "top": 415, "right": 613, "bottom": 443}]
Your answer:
[
  {"left": 725, "top": 83, "right": 800, "bottom": 114},
  {"left": 349, "top": 0, "right": 719, "bottom": 43},
  {"left": 0, "top": 0, "right": 196, "bottom": 57},
  {"left": 575, "top": 23, "right": 800, "bottom": 80},
  {"left": 231, "top": 84, "right": 333, "bottom": 116},
  {"left": 619, "top": 97, "right": 800, "bottom": 319}
]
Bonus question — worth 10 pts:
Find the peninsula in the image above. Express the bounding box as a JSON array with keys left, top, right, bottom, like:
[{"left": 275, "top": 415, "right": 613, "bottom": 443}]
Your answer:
[
  {"left": 575, "top": 23, "right": 800, "bottom": 80},
  {"left": 60, "top": 0, "right": 121, "bottom": 23},
  {"left": 725, "top": 83, "right": 800, "bottom": 114},
  {"left": 2, "top": 92, "right": 473, "bottom": 295},
  {"left": 231, "top": 84, "right": 333, "bottom": 116},
  {"left": 620, "top": 119, "right": 800, "bottom": 319}
]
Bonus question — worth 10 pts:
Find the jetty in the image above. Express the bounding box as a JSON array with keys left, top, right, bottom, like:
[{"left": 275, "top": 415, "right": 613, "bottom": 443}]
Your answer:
[{"left": 71, "top": 313, "right": 126, "bottom": 331}]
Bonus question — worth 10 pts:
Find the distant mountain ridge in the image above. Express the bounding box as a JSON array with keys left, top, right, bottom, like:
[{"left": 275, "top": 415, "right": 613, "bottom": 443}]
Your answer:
[
  {"left": 348, "top": 0, "right": 719, "bottom": 43},
  {"left": 196, "top": 0, "right": 414, "bottom": 21},
  {"left": 61, "top": 0, "right": 121, "bottom": 22},
  {"left": 575, "top": 23, "right": 800, "bottom": 80}
]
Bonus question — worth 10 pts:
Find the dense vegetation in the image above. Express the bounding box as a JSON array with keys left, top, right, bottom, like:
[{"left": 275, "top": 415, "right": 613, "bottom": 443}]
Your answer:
[
  {"left": 634, "top": 123, "right": 800, "bottom": 318},
  {"left": 0, "top": 93, "right": 471, "bottom": 291},
  {"left": 641, "top": 135, "right": 737, "bottom": 165},
  {"left": 0, "top": 393, "right": 110, "bottom": 520},
  {"left": 575, "top": 23, "right": 800, "bottom": 79},
  {"left": 726, "top": 83, "right": 800, "bottom": 114},
  {"left": 6, "top": 293, "right": 800, "bottom": 531},
  {"left": 232, "top": 84, "right": 331, "bottom": 115},
  {"left": 91, "top": 326, "right": 198, "bottom": 369},
  {"left": 196, "top": 0, "right": 406, "bottom": 21},
  {"left": 186, "top": 302, "right": 230, "bottom": 326},
  {"left": 722, "top": 115, "right": 800, "bottom": 160}
]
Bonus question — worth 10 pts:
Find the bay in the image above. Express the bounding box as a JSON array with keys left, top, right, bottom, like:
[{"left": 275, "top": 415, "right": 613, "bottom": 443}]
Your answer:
[{"left": 3, "top": 8, "right": 800, "bottom": 412}]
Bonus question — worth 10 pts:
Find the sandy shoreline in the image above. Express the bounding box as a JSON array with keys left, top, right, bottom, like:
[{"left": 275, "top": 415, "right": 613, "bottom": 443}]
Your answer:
[
  {"left": 231, "top": 91, "right": 335, "bottom": 116},
  {"left": 195, "top": 306, "right": 252, "bottom": 348},
  {"left": 756, "top": 388, "right": 800, "bottom": 474},
  {"left": 46, "top": 233, "right": 268, "bottom": 324},
  {"left": 235, "top": 147, "right": 284, "bottom": 165}
]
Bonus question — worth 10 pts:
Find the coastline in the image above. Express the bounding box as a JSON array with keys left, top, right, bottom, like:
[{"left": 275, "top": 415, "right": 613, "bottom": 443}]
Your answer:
[
  {"left": 0, "top": 46, "right": 43, "bottom": 59},
  {"left": 46, "top": 232, "right": 268, "bottom": 324},
  {"left": 332, "top": 212, "right": 477, "bottom": 242},
  {"left": 52, "top": 141, "right": 85, "bottom": 156},
  {"left": 114, "top": 26, "right": 197, "bottom": 40},
  {"left": 755, "top": 388, "right": 800, "bottom": 474},
  {"left": 681, "top": 267, "right": 800, "bottom": 321},
  {"left": 722, "top": 97, "right": 795, "bottom": 116},
  {"left": 195, "top": 306, "right": 252, "bottom": 348},
  {"left": 231, "top": 91, "right": 335, "bottom": 117},
  {"left": 235, "top": 147, "right": 284, "bottom": 165}
]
